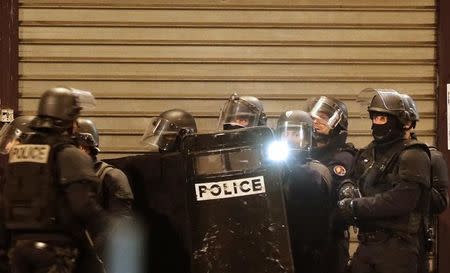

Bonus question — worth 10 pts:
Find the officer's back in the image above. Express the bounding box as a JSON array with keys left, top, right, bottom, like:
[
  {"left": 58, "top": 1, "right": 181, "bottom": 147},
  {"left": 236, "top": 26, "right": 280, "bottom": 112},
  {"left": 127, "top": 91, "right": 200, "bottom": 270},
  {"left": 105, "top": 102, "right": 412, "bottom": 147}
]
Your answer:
[{"left": 2, "top": 87, "right": 109, "bottom": 273}]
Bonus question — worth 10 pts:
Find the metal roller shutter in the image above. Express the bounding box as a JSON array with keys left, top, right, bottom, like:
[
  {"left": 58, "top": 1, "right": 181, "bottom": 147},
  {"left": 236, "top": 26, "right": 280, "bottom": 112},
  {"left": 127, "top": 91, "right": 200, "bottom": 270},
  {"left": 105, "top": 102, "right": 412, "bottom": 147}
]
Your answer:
[{"left": 18, "top": 0, "right": 437, "bottom": 261}]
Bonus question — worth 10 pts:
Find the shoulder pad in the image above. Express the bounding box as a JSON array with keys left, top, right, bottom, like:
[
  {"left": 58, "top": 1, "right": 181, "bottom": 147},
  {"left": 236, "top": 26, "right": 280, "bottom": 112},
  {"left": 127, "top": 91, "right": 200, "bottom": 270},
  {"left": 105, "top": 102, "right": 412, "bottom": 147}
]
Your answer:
[
  {"left": 403, "top": 139, "right": 431, "bottom": 158},
  {"left": 96, "top": 161, "right": 114, "bottom": 181},
  {"left": 306, "top": 160, "right": 333, "bottom": 192}
]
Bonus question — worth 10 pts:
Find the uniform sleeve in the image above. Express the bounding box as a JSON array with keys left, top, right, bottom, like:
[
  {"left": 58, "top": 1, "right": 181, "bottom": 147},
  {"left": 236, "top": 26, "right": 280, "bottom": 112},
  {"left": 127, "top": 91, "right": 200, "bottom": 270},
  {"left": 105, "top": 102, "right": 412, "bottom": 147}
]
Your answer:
[
  {"left": 327, "top": 151, "right": 355, "bottom": 202},
  {"left": 102, "top": 168, "right": 134, "bottom": 216},
  {"left": 430, "top": 150, "right": 449, "bottom": 214},
  {"left": 354, "top": 148, "right": 430, "bottom": 219},
  {"left": 328, "top": 151, "right": 354, "bottom": 182}
]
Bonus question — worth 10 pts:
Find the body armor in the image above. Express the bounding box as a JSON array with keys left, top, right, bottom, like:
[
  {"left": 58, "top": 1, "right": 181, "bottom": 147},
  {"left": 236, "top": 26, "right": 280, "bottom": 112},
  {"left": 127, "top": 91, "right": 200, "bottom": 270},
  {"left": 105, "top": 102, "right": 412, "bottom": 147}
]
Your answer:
[
  {"left": 354, "top": 139, "right": 430, "bottom": 234},
  {"left": 3, "top": 133, "right": 70, "bottom": 232}
]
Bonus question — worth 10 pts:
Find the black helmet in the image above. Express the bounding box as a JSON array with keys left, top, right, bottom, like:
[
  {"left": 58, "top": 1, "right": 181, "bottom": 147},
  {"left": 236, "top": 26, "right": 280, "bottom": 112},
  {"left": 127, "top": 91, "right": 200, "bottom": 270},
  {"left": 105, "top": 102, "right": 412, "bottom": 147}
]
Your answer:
[
  {"left": 363, "top": 88, "right": 409, "bottom": 125},
  {"left": 141, "top": 109, "right": 197, "bottom": 152},
  {"left": 76, "top": 118, "right": 100, "bottom": 154},
  {"left": 308, "top": 96, "right": 348, "bottom": 131},
  {"left": 0, "top": 116, "right": 35, "bottom": 154},
  {"left": 31, "top": 87, "right": 96, "bottom": 130},
  {"left": 400, "top": 94, "right": 419, "bottom": 123},
  {"left": 276, "top": 110, "right": 313, "bottom": 152},
  {"left": 218, "top": 93, "right": 267, "bottom": 130}
]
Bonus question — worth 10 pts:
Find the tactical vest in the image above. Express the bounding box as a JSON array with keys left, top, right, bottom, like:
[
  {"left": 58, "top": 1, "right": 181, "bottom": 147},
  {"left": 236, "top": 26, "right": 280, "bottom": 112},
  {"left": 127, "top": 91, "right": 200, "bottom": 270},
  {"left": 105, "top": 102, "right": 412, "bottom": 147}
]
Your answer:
[
  {"left": 3, "top": 134, "right": 68, "bottom": 232},
  {"left": 355, "top": 139, "right": 430, "bottom": 234}
]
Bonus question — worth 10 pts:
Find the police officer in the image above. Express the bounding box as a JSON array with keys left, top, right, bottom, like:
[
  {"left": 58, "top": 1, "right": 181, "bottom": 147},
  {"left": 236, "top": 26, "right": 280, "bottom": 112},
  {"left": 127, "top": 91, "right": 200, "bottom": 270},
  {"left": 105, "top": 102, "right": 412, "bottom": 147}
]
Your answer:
[
  {"left": 218, "top": 93, "right": 266, "bottom": 130},
  {"left": 308, "top": 96, "right": 356, "bottom": 273},
  {"left": 0, "top": 116, "right": 35, "bottom": 273},
  {"left": 2, "top": 87, "right": 110, "bottom": 273},
  {"left": 400, "top": 93, "right": 448, "bottom": 273},
  {"left": 276, "top": 110, "right": 332, "bottom": 273},
  {"left": 140, "top": 108, "right": 197, "bottom": 273},
  {"left": 75, "top": 118, "right": 138, "bottom": 273},
  {"left": 142, "top": 109, "right": 197, "bottom": 152},
  {"left": 338, "top": 89, "right": 431, "bottom": 273},
  {"left": 76, "top": 118, "right": 134, "bottom": 216}
]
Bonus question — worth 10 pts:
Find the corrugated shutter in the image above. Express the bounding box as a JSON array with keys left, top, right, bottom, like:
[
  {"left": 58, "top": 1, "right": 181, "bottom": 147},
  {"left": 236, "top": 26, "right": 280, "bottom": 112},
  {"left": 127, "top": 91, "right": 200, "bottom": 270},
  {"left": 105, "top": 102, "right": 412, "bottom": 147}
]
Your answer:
[
  {"left": 18, "top": 0, "right": 436, "bottom": 159},
  {"left": 18, "top": 0, "right": 437, "bottom": 262}
]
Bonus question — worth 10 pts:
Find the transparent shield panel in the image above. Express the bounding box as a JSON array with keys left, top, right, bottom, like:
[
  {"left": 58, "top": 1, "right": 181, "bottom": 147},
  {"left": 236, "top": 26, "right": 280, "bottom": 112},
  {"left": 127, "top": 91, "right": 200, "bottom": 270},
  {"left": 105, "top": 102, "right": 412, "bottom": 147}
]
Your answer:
[{"left": 194, "top": 148, "right": 263, "bottom": 176}]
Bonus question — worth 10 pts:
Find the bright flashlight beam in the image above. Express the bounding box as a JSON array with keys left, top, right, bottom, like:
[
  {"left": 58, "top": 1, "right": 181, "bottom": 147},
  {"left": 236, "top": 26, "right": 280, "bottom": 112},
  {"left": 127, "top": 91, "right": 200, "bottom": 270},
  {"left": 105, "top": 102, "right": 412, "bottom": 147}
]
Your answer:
[{"left": 267, "top": 140, "right": 290, "bottom": 161}]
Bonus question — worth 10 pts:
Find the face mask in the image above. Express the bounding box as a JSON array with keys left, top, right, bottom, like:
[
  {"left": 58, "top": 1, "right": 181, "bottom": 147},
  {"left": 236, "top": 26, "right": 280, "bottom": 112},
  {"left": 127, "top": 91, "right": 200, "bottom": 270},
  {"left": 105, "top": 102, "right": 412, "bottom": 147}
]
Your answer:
[{"left": 371, "top": 117, "right": 403, "bottom": 143}]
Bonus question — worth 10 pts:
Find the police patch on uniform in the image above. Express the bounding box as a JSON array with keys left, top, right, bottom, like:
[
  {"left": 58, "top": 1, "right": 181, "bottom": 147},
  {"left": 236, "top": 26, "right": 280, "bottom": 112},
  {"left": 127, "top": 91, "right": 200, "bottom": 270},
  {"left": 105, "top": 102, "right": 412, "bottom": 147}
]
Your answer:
[
  {"left": 333, "top": 165, "right": 347, "bottom": 176},
  {"left": 9, "top": 144, "right": 50, "bottom": 164}
]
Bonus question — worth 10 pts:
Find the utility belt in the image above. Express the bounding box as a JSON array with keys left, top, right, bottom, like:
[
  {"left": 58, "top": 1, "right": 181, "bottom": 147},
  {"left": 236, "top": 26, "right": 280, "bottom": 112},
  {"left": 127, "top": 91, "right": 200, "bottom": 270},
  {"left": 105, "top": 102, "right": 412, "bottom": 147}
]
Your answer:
[{"left": 357, "top": 229, "right": 402, "bottom": 244}]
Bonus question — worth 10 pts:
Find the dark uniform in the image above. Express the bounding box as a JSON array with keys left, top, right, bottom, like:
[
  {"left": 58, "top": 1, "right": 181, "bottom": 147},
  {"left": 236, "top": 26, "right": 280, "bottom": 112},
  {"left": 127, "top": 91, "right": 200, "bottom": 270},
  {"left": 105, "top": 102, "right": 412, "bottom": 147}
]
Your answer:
[
  {"left": 400, "top": 94, "right": 449, "bottom": 273},
  {"left": 76, "top": 118, "right": 134, "bottom": 217},
  {"left": 308, "top": 96, "right": 356, "bottom": 273},
  {"left": 131, "top": 108, "right": 199, "bottom": 273},
  {"left": 276, "top": 110, "right": 333, "bottom": 273},
  {"left": 428, "top": 147, "right": 449, "bottom": 214},
  {"left": 0, "top": 116, "right": 36, "bottom": 273},
  {"left": 75, "top": 118, "right": 135, "bottom": 273},
  {"left": 338, "top": 89, "right": 431, "bottom": 273},
  {"left": 2, "top": 87, "right": 109, "bottom": 273},
  {"left": 416, "top": 146, "right": 449, "bottom": 273},
  {"left": 312, "top": 141, "right": 355, "bottom": 273}
]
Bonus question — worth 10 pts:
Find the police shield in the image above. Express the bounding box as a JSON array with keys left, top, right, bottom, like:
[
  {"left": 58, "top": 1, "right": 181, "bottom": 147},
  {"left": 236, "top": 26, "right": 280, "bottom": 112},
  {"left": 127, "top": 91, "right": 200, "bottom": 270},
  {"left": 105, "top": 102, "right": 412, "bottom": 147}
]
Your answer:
[{"left": 178, "top": 126, "right": 294, "bottom": 273}]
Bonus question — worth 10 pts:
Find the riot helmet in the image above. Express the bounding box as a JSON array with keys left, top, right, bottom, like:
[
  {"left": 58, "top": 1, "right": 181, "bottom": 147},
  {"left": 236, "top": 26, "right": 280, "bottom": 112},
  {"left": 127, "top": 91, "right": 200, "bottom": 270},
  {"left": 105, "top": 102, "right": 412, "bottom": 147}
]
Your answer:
[
  {"left": 358, "top": 88, "right": 409, "bottom": 143},
  {"left": 75, "top": 118, "right": 100, "bottom": 156},
  {"left": 276, "top": 110, "right": 313, "bottom": 153},
  {"left": 30, "top": 87, "right": 96, "bottom": 131},
  {"left": 400, "top": 93, "right": 419, "bottom": 128},
  {"left": 307, "top": 96, "right": 348, "bottom": 147},
  {"left": 358, "top": 88, "right": 409, "bottom": 125},
  {"left": 309, "top": 96, "right": 348, "bottom": 131},
  {"left": 141, "top": 109, "right": 197, "bottom": 152},
  {"left": 0, "top": 116, "right": 35, "bottom": 154},
  {"left": 218, "top": 93, "right": 267, "bottom": 130}
]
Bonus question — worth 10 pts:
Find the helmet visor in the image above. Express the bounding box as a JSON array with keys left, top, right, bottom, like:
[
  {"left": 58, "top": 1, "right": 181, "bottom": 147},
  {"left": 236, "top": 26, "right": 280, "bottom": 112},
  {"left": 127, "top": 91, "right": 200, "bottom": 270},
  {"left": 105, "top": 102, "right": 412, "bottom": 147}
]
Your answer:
[
  {"left": 277, "top": 122, "right": 312, "bottom": 151},
  {"left": 72, "top": 89, "right": 96, "bottom": 110},
  {"left": 141, "top": 117, "right": 179, "bottom": 150},
  {"left": 309, "top": 96, "right": 343, "bottom": 129},
  {"left": 218, "top": 99, "right": 261, "bottom": 130},
  {"left": 0, "top": 123, "right": 24, "bottom": 155},
  {"left": 357, "top": 88, "right": 403, "bottom": 118}
]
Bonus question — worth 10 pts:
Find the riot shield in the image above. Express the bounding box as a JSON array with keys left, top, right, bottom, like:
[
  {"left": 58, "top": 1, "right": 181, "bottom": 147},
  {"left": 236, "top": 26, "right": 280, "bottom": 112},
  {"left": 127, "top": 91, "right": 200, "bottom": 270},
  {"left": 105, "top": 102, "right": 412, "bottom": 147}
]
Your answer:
[{"left": 178, "top": 126, "right": 294, "bottom": 273}]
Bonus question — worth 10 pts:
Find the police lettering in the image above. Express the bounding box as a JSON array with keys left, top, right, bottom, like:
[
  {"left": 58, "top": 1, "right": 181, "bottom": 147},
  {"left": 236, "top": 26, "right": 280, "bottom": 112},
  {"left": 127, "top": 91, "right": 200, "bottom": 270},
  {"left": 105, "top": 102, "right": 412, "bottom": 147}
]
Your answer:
[
  {"left": 9, "top": 144, "right": 50, "bottom": 164},
  {"left": 195, "top": 176, "right": 266, "bottom": 201}
]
